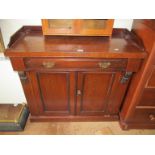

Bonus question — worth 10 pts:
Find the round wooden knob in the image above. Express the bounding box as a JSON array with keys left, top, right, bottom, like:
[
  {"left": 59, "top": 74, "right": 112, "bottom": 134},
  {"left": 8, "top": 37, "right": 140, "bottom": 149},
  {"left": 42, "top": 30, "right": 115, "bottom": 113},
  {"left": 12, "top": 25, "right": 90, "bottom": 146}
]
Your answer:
[{"left": 149, "top": 114, "right": 155, "bottom": 121}]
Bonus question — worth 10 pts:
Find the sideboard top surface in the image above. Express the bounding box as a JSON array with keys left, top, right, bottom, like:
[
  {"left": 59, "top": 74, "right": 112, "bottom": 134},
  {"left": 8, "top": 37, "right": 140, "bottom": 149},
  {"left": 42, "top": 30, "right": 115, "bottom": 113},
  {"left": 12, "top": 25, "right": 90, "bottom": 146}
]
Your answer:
[{"left": 5, "top": 26, "right": 146, "bottom": 59}]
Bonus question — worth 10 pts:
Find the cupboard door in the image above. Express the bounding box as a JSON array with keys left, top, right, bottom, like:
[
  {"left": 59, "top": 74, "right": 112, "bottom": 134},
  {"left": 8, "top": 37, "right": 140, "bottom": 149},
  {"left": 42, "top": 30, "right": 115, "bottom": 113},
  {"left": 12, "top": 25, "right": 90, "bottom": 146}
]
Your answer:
[
  {"left": 79, "top": 19, "right": 114, "bottom": 36},
  {"left": 29, "top": 71, "right": 76, "bottom": 116},
  {"left": 76, "top": 72, "right": 128, "bottom": 116},
  {"left": 42, "top": 19, "right": 80, "bottom": 35}
]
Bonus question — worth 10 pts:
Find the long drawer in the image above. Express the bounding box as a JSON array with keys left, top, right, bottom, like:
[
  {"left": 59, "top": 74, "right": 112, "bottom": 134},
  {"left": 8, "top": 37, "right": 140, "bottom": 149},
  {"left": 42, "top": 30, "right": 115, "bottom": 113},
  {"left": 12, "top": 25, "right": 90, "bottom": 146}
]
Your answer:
[
  {"left": 138, "top": 89, "right": 155, "bottom": 107},
  {"left": 129, "top": 107, "right": 155, "bottom": 123},
  {"left": 24, "top": 58, "right": 127, "bottom": 71},
  {"left": 138, "top": 66, "right": 155, "bottom": 107}
]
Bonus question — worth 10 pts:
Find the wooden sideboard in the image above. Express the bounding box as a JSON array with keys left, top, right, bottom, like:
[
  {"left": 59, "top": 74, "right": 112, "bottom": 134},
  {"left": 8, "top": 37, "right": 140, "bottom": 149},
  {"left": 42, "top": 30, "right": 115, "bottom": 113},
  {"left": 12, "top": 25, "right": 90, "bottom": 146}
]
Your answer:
[
  {"left": 5, "top": 26, "right": 146, "bottom": 124},
  {"left": 120, "top": 20, "right": 155, "bottom": 129}
]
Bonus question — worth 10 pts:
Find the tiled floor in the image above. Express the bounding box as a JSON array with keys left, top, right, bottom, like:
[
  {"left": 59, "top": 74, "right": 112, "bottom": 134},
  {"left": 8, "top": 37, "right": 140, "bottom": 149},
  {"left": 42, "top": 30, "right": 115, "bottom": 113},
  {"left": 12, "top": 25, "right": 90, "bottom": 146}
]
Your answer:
[
  {"left": 0, "top": 104, "right": 155, "bottom": 135},
  {"left": 1, "top": 118, "right": 155, "bottom": 135}
]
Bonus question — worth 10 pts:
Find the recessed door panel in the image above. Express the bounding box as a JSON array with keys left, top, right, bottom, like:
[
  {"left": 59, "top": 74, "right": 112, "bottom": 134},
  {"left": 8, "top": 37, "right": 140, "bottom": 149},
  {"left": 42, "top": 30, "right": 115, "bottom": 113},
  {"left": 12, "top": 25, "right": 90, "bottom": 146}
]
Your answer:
[
  {"left": 76, "top": 72, "right": 128, "bottom": 116},
  {"left": 31, "top": 72, "right": 76, "bottom": 116},
  {"left": 77, "top": 72, "right": 114, "bottom": 115}
]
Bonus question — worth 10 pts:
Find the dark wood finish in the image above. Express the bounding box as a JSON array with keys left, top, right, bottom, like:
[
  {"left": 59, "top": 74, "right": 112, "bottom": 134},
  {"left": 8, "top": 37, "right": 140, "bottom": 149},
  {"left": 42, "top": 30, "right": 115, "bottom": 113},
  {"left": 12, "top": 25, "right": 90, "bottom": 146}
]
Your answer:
[
  {"left": 130, "top": 20, "right": 155, "bottom": 53},
  {"left": 126, "top": 59, "right": 142, "bottom": 72},
  {"left": 76, "top": 72, "right": 114, "bottom": 115},
  {"left": 42, "top": 19, "right": 114, "bottom": 36},
  {"left": 120, "top": 20, "right": 155, "bottom": 129},
  {"left": 21, "top": 72, "right": 43, "bottom": 115},
  {"left": 141, "top": 20, "right": 155, "bottom": 31},
  {"left": 76, "top": 72, "right": 129, "bottom": 116},
  {"left": 5, "top": 27, "right": 146, "bottom": 59},
  {"left": 36, "top": 72, "right": 72, "bottom": 115},
  {"left": 127, "top": 108, "right": 155, "bottom": 124},
  {"left": 30, "top": 115, "right": 119, "bottom": 122},
  {"left": 4, "top": 26, "right": 146, "bottom": 122},
  {"left": 24, "top": 58, "right": 127, "bottom": 72},
  {"left": 146, "top": 66, "right": 155, "bottom": 88},
  {"left": 26, "top": 71, "right": 75, "bottom": 116},
  {"left": 138, "top": 89, "right": 155, "bottom": 106},
  {"left": 28, "top": 71, "right": 76, "bottom": 116},
  {"left": 10, "top": 58, "right": 26, "bottom": 71}
]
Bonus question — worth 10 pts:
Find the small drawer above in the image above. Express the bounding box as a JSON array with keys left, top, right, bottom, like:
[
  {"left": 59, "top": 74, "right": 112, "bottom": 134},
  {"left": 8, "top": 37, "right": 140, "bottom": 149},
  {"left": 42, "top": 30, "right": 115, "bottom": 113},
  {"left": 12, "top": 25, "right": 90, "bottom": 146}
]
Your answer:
[{"left": 24, "top": 58, "right": 127, "bottom": 71}]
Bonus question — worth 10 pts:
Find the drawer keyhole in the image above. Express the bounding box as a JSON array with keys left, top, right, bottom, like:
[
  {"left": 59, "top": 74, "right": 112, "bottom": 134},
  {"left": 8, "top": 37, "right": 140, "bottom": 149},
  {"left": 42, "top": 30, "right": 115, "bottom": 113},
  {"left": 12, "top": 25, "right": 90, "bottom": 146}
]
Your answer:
[{"left": 77, "top": 90, "right": 82, "bottom": 96}]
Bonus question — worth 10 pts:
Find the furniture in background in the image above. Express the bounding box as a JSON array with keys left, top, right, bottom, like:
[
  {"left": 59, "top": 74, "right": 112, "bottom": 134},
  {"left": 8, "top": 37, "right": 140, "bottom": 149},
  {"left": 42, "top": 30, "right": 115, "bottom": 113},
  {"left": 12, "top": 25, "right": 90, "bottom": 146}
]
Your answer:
[
  {"left": 0, "top": 104, "right": 29, "bottom": 131},
  {"left": 120, "top": 20, "right": 155, "bottom": 129},
  {"left": 4, "top": 22, "right": 146, "bottom": 123}
]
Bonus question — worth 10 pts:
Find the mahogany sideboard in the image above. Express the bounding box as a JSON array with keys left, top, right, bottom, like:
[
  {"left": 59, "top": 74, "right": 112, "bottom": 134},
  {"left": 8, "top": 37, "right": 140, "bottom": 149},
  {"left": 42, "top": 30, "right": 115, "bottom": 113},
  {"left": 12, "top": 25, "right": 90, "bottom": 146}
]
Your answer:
[
  {"left": 120, "top": 20, "right": 155, "bottom": 129},
  {"left": 4, "top": 26, "right": 146, "bottom": 126}
]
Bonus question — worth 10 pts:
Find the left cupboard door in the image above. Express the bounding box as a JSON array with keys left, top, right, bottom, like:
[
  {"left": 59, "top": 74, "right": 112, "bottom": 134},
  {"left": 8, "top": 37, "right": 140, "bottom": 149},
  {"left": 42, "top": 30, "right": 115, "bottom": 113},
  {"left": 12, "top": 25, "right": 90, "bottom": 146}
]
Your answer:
[{"left": 28, "top": 71, "right": 76, "bottom": 116}]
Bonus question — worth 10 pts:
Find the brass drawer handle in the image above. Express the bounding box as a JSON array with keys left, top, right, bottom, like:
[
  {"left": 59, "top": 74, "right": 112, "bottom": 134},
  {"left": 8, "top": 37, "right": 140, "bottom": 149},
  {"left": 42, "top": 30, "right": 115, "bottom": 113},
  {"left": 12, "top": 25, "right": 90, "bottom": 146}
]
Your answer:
[
  {"left": 98, "top": 62, "right": 111, "bottom": 69},
  {"left": 42, "top": 62, "right": 55, "bottom": 68},
  {"left": 149, "top": 114, "right": 155, "bottom": 121}
]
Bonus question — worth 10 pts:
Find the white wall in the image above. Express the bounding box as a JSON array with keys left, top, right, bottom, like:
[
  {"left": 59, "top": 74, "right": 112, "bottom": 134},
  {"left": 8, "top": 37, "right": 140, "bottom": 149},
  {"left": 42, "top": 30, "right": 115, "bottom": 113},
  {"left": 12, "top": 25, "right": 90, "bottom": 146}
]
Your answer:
[
  {"left": 0, "top": 54, "right": 27, "bottom": 104},
  {"left": 0, "top": 19, "right": 41, "bottom": 48},
  {"left": 0, "top": 19, "right": 133, "bottom": 104},
  {"left": 114, "top": 19, "right": 133, "bottom": 31}
]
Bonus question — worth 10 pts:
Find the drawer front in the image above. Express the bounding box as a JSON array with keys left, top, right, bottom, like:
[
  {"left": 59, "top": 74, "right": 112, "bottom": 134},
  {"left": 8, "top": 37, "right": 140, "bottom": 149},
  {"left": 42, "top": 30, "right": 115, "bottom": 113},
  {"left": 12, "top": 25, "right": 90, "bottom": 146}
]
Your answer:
[
  {"left": 24, "top": 58, "right": 127, "bottom": 71},
  {"left": 138, "top": 89, "right": 155, "bottom": 107},
  {"left": 129, "top": 108, "right": 155, "bottom": 124},
  {"left": 138, "top": 66, "right": 155, "bottom": 107},
  {"left": 146, "top": 66, "right": 155, "bottom": 88}
]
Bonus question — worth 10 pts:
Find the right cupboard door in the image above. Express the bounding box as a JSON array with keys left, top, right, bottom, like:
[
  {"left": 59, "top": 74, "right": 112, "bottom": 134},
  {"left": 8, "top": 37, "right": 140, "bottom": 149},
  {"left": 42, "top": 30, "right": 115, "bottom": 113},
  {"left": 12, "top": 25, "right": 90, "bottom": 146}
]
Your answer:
[{"left": 76, "top": 72, "right": 129, "bottom": 116}]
